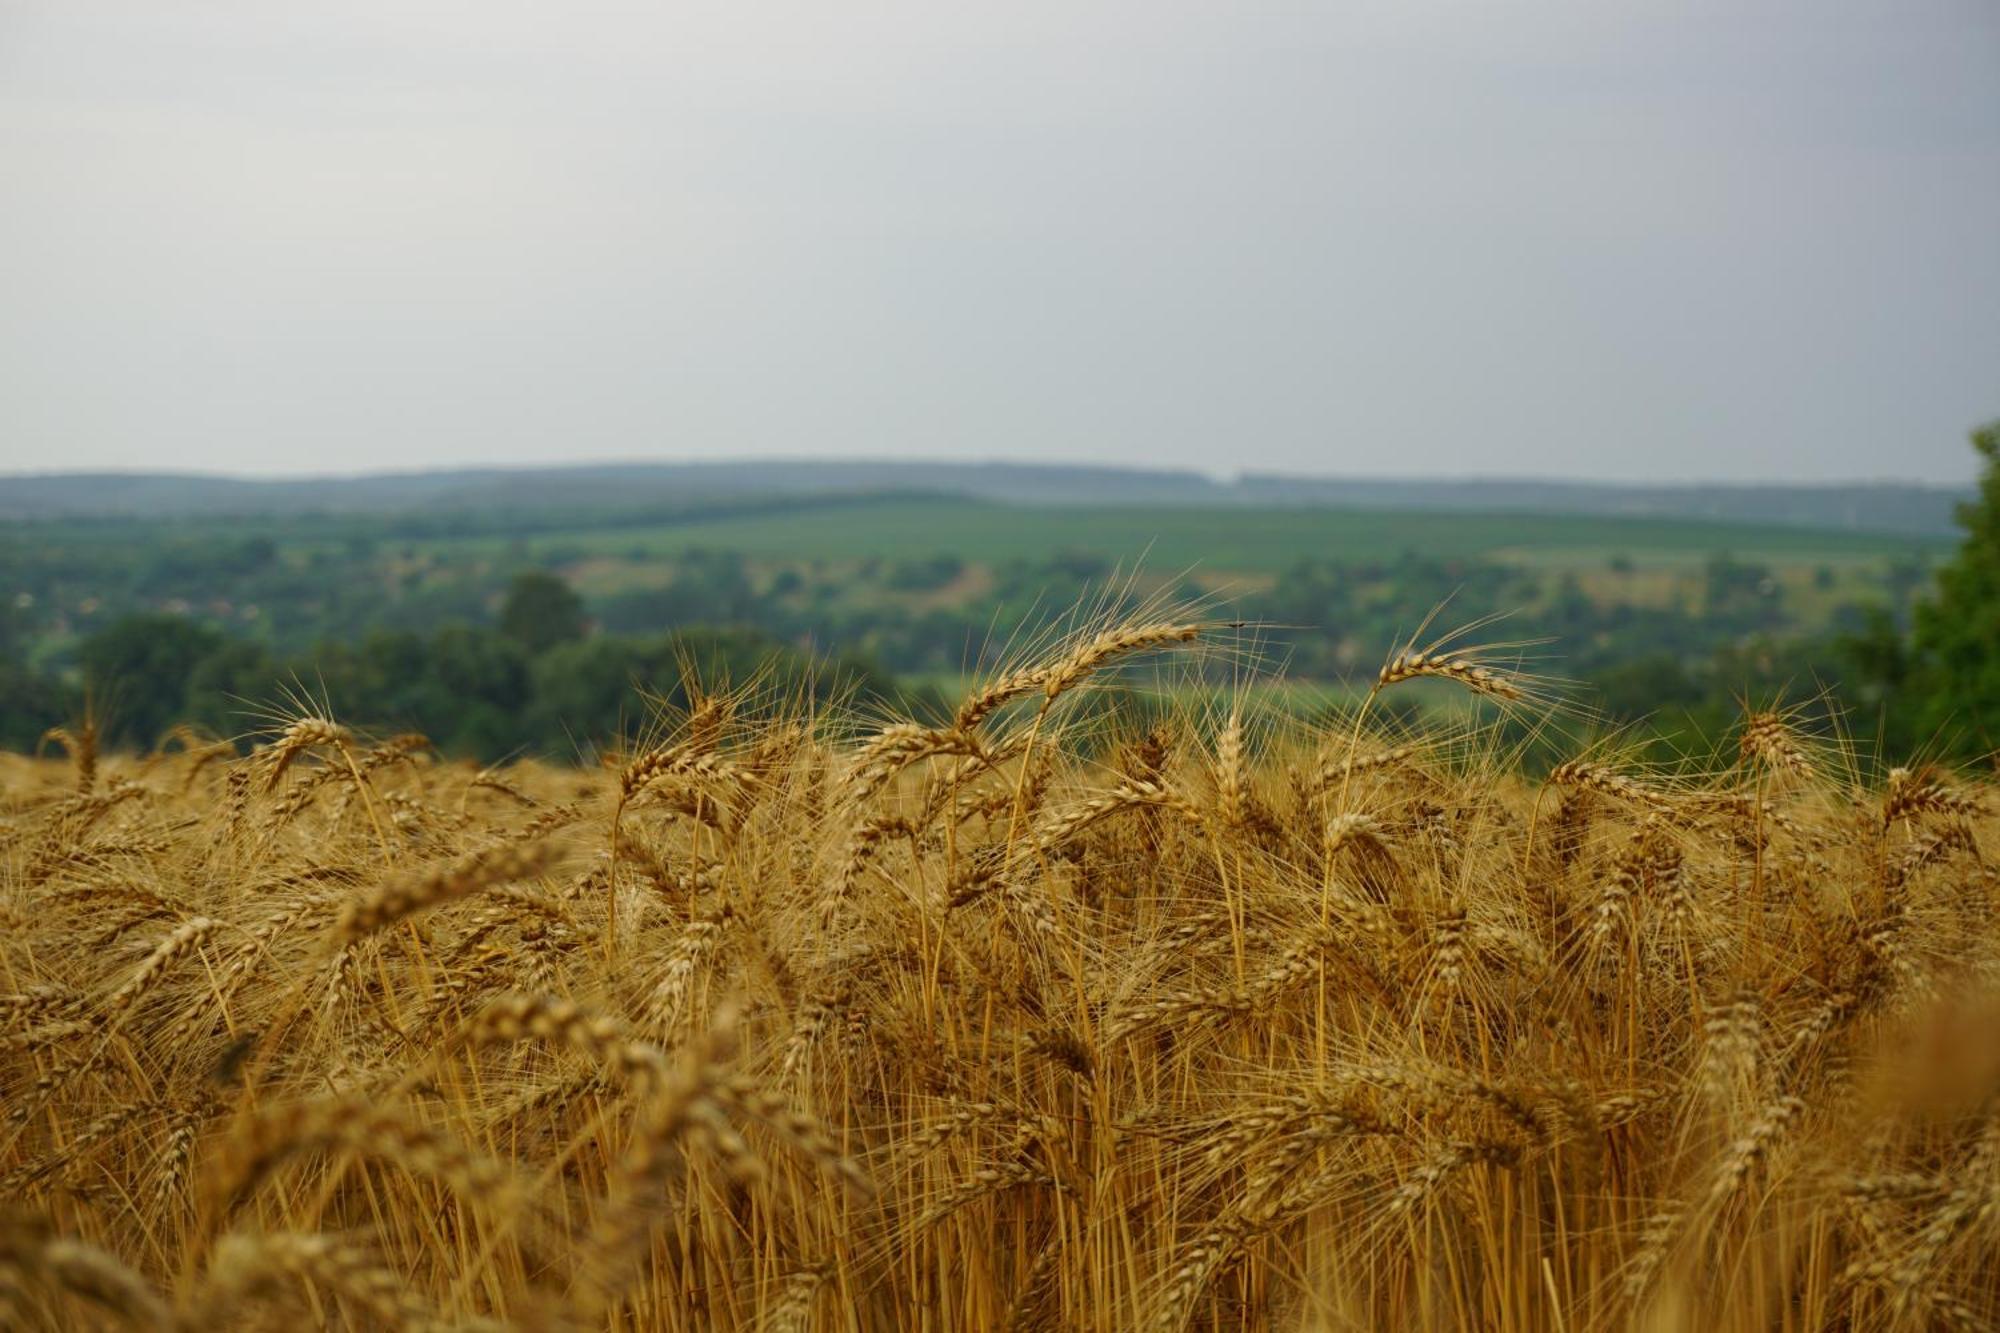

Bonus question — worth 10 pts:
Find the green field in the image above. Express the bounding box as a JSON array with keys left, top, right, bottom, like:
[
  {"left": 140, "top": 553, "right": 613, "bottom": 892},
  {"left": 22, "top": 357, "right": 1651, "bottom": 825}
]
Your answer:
[
  {"left": 440, "top": 498, "right": 1937, "bottom": 573},
  {"left": 0, "top": 488, "right": 1963, "bottom": 761}
]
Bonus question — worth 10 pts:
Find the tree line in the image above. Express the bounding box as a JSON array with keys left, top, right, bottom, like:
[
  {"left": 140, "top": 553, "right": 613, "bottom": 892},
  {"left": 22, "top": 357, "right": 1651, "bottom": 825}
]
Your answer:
[
  {"left": 0, "top": 573, "right": 907, "bottom": 760},
  {"left": 3, "top": 422, "right": 1993, "bottom": 764}
]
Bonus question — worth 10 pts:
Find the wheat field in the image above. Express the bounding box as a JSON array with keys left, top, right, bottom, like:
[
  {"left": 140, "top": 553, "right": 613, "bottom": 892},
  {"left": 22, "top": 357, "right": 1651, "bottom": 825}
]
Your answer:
[{"left": 3, "top": 612, "right": 1997, "bottom": 1331}]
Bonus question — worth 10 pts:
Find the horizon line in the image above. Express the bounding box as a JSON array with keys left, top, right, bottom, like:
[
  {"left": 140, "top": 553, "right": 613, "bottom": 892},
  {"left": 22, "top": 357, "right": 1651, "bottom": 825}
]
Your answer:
[{"left": 0, "top": 455, "right": 1972, "bottom": 493}]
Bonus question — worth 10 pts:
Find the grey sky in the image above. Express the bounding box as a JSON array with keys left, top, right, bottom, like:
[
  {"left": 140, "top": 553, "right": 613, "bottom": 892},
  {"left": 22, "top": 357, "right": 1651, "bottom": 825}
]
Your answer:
[{"left": 2, "top": 1, "right": 1995, "bottom": 484}]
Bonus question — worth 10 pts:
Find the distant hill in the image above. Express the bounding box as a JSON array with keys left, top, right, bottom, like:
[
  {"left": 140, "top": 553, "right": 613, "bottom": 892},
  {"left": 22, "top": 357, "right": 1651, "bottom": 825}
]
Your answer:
[
  {"left": 1229, "top": 474, "right": 1968, "bottom": 536},
  {"left": 0, "top": 460, "right": 1970, "bottom": 537}
]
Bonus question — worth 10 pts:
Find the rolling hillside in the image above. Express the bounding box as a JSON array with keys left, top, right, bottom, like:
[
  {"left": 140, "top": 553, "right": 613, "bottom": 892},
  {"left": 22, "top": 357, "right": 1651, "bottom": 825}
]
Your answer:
[{"left": 0, "top": 460, "right": 1970, "bottom": 536}]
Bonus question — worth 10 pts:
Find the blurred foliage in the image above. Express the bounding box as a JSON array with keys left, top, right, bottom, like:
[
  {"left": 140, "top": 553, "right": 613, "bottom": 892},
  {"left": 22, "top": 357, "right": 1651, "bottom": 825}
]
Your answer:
[
  {"left": 3, "top": 424, "right": 1994, "bottom": 763},
  {"left": 1910, "top": 421, "right": 2000, "bottom": 758}
]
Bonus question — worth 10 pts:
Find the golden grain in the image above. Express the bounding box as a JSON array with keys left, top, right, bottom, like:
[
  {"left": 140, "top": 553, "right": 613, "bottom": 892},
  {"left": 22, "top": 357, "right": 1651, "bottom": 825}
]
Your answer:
[{"left": 1, "top": 614, "right": 1996, "bottom": 1331}]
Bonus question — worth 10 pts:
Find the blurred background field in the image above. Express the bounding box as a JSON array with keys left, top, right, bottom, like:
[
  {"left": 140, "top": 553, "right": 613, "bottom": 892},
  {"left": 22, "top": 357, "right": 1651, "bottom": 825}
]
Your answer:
[{"left": 0, "top": 459, "right": 1970, "bottom": 765}]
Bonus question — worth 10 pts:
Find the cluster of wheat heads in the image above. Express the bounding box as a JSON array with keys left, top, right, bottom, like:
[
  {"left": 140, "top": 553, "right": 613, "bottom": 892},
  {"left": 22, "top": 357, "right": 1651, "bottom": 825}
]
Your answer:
[{"left": 2, "top": 613, "right": 1998, "bottom": 1332}]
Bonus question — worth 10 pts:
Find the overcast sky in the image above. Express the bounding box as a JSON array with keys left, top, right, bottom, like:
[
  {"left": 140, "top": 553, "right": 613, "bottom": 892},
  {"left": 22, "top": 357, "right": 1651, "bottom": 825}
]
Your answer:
[{"left": 2, "top": 1, "right": 1996, "bottom": 484}]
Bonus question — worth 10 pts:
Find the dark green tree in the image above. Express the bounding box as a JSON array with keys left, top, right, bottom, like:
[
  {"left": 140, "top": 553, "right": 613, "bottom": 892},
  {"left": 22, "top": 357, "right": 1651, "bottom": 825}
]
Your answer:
[
  {"left": 0, "top": 660, "right": 71, "bottom": 750},
  {"left": 183, "top": 639, "right": 277, "bottom": 738},
  {"left": 1911, "top": 420, "right": 2000, "bottom": 757},
  {"left": 1836, "top": 609, "right": 1917, "bottom": 758},
  {"left": 425, "top": 626, "right": 533, "bottom": 755},
  {"left": 77, "top": 614, "right": 225, "bottom": 748},
  {"left": 498, "top": 572, "right": 586, "bottom": 655}
]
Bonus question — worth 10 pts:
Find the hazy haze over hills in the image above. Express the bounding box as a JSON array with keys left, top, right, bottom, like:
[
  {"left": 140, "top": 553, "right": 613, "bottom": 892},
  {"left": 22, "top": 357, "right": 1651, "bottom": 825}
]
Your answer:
[{"left": 0, "top": 461, "right": 1969, "bottom": 536}]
